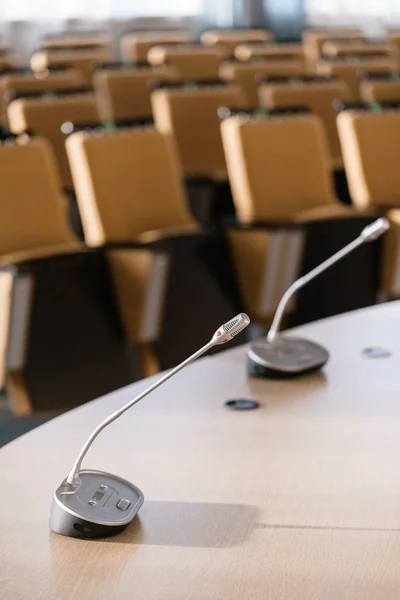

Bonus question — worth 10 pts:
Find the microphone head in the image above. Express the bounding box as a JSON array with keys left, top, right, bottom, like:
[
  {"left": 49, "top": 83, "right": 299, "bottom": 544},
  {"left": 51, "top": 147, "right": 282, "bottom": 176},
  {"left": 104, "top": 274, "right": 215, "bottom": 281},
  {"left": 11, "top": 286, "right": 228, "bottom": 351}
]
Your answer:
[
  {"left": 212, "top": 313, "right": 250, "bottom": 345},
  {"left": 360, "top": 218, "right": 390, "bottom": 242}
]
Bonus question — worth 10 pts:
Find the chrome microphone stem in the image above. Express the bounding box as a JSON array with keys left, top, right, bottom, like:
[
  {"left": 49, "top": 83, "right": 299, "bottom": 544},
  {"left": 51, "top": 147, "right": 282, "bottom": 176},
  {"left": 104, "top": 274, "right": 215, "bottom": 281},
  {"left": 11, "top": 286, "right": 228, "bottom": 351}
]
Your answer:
[
  {"left": 66, "top": 340, "right": 215, "bottom": 486},
  {"left": 267, "top": 236, "right": 364, "bottom": 343}
]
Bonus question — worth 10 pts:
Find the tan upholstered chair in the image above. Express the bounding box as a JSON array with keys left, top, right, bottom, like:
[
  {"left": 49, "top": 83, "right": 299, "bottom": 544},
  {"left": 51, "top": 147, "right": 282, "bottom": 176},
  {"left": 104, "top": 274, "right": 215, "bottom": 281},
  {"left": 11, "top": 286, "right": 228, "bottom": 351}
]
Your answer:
[
  {"left": 259, "top": 78, "right": 351, "bottom": 168},
  {"left": 30, "top": 49, "right": 110, "bottom": 85},
  {"left": 0, "top": 57, "right": 16, "bottom": 70},
  {"left": 360, "top": 77, "right": 400, "bottom": 103},
  {"left": 220, "top": 110, "right": 377, "bottom": 324},
  {"left": 302, "top": 29, "right": 365, "bottom": 72},
  {"left": 8, "top": 92, "right": 99, "bottom": 189},
  {"left": 337, "top": 107, "right": 400, "bottom": 211},
  {"left": 93, "top": 65, "right": 180, "bottom": 122},
  {"left": 147, "top": 45, "right": 222, "bottom": 80},
  {"left": 381, "top": 209, "right": 400, "bottom": 298},
  {"left": 220, "top": 60, "right": 305, "bottom": 108},
  {"left": 66, "top": 126, "right": 243, "bottom": 367},
  {"left": 234, "top": 42, "right": 305, "bottom": 67},
  {"left": 120, "top": 31, "right": 192, "bottom": 64},
  {"left": 42, "top": 33, "right": 110, "bottom": 51},
  {"left": 321, "top": 41, "right": 390, "bottom": 59},
  {"left": 0, "top": 69, "right": 86, "bottom": 125},
  {"left": 151, "top": 84, "right": 245, "bottom": 180},
  {"left": 0, "top": 135, "right": 167, "bottom": 413},
  {"left": 201, "top": 29, "right": 274, "bottom": 57},
  {"left": 316, "top": 57, "right": 397, "bottom": 101}
]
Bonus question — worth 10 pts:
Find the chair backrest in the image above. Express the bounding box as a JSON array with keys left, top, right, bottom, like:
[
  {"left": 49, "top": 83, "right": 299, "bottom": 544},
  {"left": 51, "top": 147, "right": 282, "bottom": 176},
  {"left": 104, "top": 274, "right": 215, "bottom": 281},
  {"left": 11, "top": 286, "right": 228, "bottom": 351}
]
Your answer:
[
  {"left": 321, "top": 40, "right": 390, "bottom": 59},
  {"left": 316, "top": 58, "right": 397, "bottom": 101},
  {"left": 221, "top": 112, "right": 337, "bottom": 223},
  {"left": 120, "top": 31, "right": 192, "bottom": 63},
  {"left": 360, "top": 78, "right": 400, "bottom": 103},
  {"left": 234, "top": 42, "right": 305, "bottom": 66},
  {"left": 0, "top": 137, "right": 75, "bottom": 260},
  {"left": 30, "top": 49, "right": 110, "bottom": 84},
  {"left": 201, "top": 29, "right": 274, "bottom": 56},
  {"left": 220, "top": 60, "right": 305, "bottom": 107},
  {"left": 302, "top": 29, "right": 365, "bottom": 71},
  {"left": 337, "top": 107, "right": 400, "bottom": 210},
  {"left": 0, "top": 57, "right": 16, "bottom": 70},
  {"left": 259, "top": 78, "right": 351, "bottom": 167},
  {"left": 42, "top": 33, "right": 110, "bottom": 51},
  {"left": 147, "top": 45, "right": 222, "bottom": 80},
  {"left": 151, "top": 84, "right": 245, "bottom": 179},
  {"left": 8, "top": 93, "right": 99, "bottom": 189},
  {"left": 93, "top": 65, "right": 179, "bottom": 122},
  {"left": 0, "top": 69, "right": 85, "bottom": 124},
  {"left": 66, "top": 127, "right": 196, "bottom": 245}
]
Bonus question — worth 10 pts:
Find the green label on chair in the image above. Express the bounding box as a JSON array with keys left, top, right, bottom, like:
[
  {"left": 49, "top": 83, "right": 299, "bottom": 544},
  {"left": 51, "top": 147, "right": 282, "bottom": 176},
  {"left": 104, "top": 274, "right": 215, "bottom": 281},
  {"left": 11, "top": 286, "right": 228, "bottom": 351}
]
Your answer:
[
  {"left": 369, "top": 103, "right": 381, "bottom": 111},
  {"left": 255, "top": 108, "right": 269, "bottom": 118},
  {"left": 104, "top": 121, "right": 116, "bottom": 130}
]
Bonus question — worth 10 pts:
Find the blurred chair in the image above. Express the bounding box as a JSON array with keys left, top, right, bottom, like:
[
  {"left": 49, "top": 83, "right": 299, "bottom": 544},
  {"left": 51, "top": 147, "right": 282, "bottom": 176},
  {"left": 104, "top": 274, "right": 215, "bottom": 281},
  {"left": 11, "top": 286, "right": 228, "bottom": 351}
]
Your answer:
[
  {"left": 7, "top": 91, "right": 99, "bottom": 190},
  {"left": 0, "top": 57, "right": 16, "bottom": 70},
  {"left": 0, "top": 135, "right": 162, "bottom": 414},
  {"left": 220, "top": 109, "right": 379, "bottom": 324},
  {"left": 0, "top": 68, "right": 86, "bottom": 125},
  {"left": 302, "top": 29, "right": 365, "bottom": 72},
  {"left": 220, "top": 60, "right": 305, "bottom": 108},
  {"left": 337, "top": 105, "right": 400, "bottom": 211},
  {"left": 259, "top": 76, "right": 351, "bottom": 168},
  {"left": 66, "top": 125, "right": 243, "bottom": 368},
  {"left": 388, "top": 32, "right": 400, "bottom": 65},
  {"left": 316, "top": 57, "right": 397, "bottom": 101},
  {"left": 30, "top": 49, "right": 110, "bottom": 85},
  {"left": 120, "top": 31, "right": 192, "bottom": 64},
  {"left": 94, "top": 64, "right": 179, "bottom": 123},
  {"left": 147, "top": 45, "right": 222, "bottom": 80},
  {"left": 321, "top": 40, "right": 390, "bottom": 59},
  {"left": 234, "top": 42, "right": 305, "bottom": 67},
  {"left": 381, "top": 209, "right": 400, "bottom": 298},
  {"left": 360, "top": 73, "right": 400, "bottom": 103},
  {"left": 151, "top": 82, "right": 245, "bottom": 222},
  {"left": 42, "top": 33, "right": 110, "bottom": 52},
  {"left": 201, "top": 29, "right": 274, "bottom": 57}
]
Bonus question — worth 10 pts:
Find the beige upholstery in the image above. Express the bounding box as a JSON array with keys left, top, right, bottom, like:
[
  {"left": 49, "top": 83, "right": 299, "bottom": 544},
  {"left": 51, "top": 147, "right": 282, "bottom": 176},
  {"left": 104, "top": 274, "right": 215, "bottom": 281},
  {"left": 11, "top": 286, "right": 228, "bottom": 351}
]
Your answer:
[
  {"left": 8, "top": 93, "right": 99, "bottom": 189},
  {"left": 93, "top": 66, "right": 179, "bottom": 122},
  {"left": 234, "top": 42, "right": 305, "bottom": 66},
  {"left": 201, "top": 29, "right": 274, "bottom": 57},
  {"left": 120, "top": 31, "right": 192, "bottom": 64},
  {"left": 147, "top": 46, "right": 222, "bottom": 80},
  {"left": 259, "top": 79, "right": 351, "bottom": 168},
  {"left": 151, "top": 84, "right": 245, "bottom": 179},
  {"left": 0, "top": 57, "right": 16, "bottom": 70},
  {"left": 337, "top": 109, "right": 400, "bottom": 211},
  {"left": 389, "top": 33, "right": 400, "bottom": 65},
  {"left": 316, "top": 58, "right": 397, "bottom": 101},
  {"left": 381, "top": 209, "right": 400, "bottom": 298},
  {"left": 0, "top": 137, "right": 78, "bottom": 260},
  {"left": 30, "top": 49, "right": 110, "bottom": 85},
  {"left": 322, "top": 41, "right": 390, "bottom": 59},
  {"left": 227, "top": 227, "right": 304, "bottom": 322},
  {"left": 66, "top": 127, "right": 196, "bottom": 246},
  {"left": 221, "top": 113, "right": 341, "bottom": 223},
  {"left": 0, "top": 69, "right": 86, "bottom": 125},
  {"left": 360, "top": 79, "right": 400, "bottom": 103},
  {"left": 220, "top": 60, "right": 305, "bottom": 108},
  {"left": 302, "top": 29, "right": 365, "bottom": 72},
  {"left": 42, "top": 34, "right": 110, "bottom": 51}
]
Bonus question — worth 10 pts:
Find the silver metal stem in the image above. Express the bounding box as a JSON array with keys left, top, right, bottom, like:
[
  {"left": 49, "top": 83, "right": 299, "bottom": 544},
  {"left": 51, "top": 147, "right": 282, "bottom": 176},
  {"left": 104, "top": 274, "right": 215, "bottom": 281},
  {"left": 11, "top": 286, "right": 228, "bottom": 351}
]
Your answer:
[
  {"left": 267, "top": 236, "right": 364, "bottom": 343},
  {"left": 66, "top": 340, "right": 215, "bottom": 486}
]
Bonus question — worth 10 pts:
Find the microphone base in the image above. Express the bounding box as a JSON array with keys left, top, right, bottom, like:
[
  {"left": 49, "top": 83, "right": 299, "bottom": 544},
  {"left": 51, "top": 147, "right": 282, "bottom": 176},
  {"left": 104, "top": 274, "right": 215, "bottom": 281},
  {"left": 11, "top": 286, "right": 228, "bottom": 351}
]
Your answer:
[
  {"left": 50, "top": 470, "right": 144, "bottom": 539},
  {"left": 247, "top": 336, "right": 330, "bottom": 379}
]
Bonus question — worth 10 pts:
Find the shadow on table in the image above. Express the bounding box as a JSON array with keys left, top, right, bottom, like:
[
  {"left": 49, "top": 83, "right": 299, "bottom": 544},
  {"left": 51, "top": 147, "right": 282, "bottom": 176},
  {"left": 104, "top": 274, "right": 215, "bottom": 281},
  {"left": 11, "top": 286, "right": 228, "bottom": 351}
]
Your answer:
[{"left": 102, "top": 500, "right": 259, "bottom": 548}]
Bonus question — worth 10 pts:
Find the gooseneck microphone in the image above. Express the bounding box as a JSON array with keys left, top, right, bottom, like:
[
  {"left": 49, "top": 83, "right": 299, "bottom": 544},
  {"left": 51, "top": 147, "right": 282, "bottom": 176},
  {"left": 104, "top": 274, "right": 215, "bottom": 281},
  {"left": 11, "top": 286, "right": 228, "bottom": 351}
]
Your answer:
[
  {"left": 247, "top": 218, "right": 389, "bottom": 379},
  {"left": 50, "top": 313, "right": 250, "bottom": 539}
]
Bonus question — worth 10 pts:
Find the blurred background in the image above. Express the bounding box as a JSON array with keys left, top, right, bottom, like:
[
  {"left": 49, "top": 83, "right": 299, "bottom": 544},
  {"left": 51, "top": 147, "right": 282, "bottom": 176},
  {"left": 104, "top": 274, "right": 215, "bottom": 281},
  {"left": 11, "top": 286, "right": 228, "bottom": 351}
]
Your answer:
[{"left": 0, "top": 0, "right": 399, "bottom": 444}]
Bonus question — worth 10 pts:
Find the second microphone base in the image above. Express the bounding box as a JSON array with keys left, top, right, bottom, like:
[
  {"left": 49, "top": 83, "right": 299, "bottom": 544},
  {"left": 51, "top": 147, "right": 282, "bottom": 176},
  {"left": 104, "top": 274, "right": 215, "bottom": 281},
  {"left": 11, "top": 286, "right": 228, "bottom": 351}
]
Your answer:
[
  {"left": 247, "top": 336, "right": 330, "bottom": 379},
  {"left": 50, "top": 470, "right": 144, "bottom": 539}
]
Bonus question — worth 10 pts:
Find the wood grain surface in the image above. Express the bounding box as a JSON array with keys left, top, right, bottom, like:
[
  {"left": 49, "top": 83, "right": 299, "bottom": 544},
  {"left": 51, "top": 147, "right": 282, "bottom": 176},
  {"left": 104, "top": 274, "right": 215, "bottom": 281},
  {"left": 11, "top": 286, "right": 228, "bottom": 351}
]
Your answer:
[{"left": 1, "top": 302, "right": 400, "bottom": 599}]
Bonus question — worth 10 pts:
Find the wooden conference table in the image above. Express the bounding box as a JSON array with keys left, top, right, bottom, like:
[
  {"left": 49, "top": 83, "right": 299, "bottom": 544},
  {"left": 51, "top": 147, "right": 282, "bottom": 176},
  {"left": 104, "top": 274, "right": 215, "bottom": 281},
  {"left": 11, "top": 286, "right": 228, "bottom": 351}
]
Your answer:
[{"left": 1, "top": 302, "right": 400, "bottom": 599}]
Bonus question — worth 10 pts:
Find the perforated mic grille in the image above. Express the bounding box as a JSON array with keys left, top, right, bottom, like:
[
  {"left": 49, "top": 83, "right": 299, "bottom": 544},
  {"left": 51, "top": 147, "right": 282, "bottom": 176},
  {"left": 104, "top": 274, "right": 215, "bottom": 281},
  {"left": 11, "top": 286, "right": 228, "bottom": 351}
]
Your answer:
[{"left": 223, "top": 317, "right": 240, "bottom": 333}]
